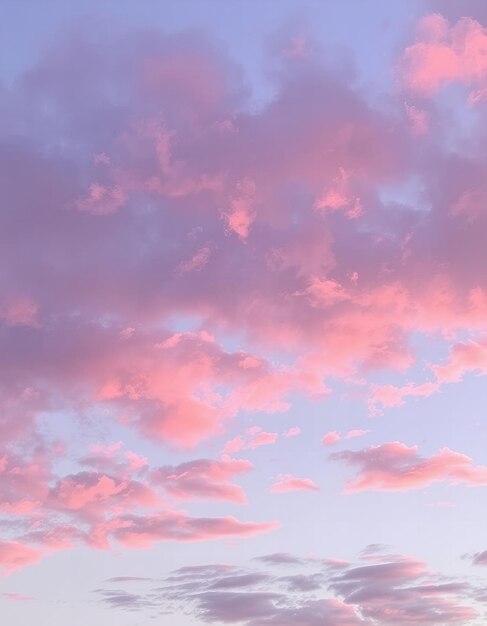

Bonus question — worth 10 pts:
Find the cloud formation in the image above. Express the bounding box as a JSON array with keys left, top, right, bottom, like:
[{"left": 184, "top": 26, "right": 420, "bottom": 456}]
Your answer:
[
  {"left": 332, "top": 442, "right": 487, "bottom": 492},
  {"left": 96, "top": 548, "right": 479, "bottom": 626},
  {"left": 1, "top": 6, "right": 487, "bottom": 623}
]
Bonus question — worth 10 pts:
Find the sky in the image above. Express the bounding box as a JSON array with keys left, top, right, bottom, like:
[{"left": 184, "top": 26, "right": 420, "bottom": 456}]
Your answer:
[{"left": 1, "top": 1, "right": 487, "bottom": 624}]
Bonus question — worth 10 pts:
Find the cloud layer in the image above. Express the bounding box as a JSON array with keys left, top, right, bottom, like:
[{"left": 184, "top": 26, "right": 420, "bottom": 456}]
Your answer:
[{"left": 1, "top": 5, "right": 487, "bottom": 624}]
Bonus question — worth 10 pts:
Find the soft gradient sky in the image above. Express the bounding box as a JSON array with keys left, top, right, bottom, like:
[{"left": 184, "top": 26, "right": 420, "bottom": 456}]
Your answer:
[{"left": 1, "top": 1, "right": 487, "bottom": 624}]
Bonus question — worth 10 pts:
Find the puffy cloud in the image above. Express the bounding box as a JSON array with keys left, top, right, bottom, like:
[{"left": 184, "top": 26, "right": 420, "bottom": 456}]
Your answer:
[
  {"left": 332, "top": 442, "right": 487, "bottom": 492},
  {"left": 222, "top": 436, "right": 246, "bottom": 455},
  {"left": 322, "top": 431, "right": 341, "bottom": 446},
  {"left": 223, "top": 179, "right": 257, "bottom": 240},
  {"left": 150, "top": 456, "right": 252, "bottom": 504},
  {"left": 48, "top": 471, "right": 159, "bottom": 518},
  {"left": 399, "top": 14, "right": 487, "bottom": 100},
  {"left": 2, "top": 7, "right": 487, "bottom": 602},
  {"left": 2, "top": 15, "right": 487, "bottom": 455},
  {"left": 80, "top": 442, "right": 148, "bottom": 476},
  {"left": 0, "top": 433, "right": 276, "bottom": 571},
  {"left": 313, "top": 167, "right": 363, "bottom": 220},
  {"left": 368, "top": 338, "right": 487, "bottom": 414},
  {"left": 245, "top": 428, "right": 279, "bottom": 450},
  {"left": 97, "top": 331, "right": 300, "bottom": 448},
  {"left": 269, "top": 474, "right": 319, "bottom": 494},
  {"left": 432, "top": 339, "right": 487, "bottom": 383},
  {"left": 368, "top": 381, "right": 440, "bottom": 414},
  {"left": 0, "top": 18, "right": 416, "bottom": 403},
  {"left": 222, "top": 427, "right": 279, "bottom": 454},
  {"left": 405, "top": 102, "right": 430, "bottom": 135}
]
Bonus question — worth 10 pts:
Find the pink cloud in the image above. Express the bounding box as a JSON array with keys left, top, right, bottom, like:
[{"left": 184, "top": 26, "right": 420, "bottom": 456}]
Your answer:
[
  {"left": 322, "top": 431, "right": 341, "bottom": 446},
  {"left": 93, "top": 331, "right": 308, "bottom": 448},
  {"left": 75, "top": 183, "right": 126, "bottom": 215},
  {"left": 0, "top": 542, "right": 43, "bottom": 575},
  {"left": 150, "top": 456, "right": 252, "bottom": 504},
  {"left": 404, "top": 103, "right": 429, "bottom": 136},
  {"left": 344, "top": 429, "right": 370, "bottom": 440},
  {"left": 222, "top": 427, "right": 279, "bottom": 454},
  {"left": 49, "top": 471, "right": 160, "bottom": 518},
  {"left": 2, "top": 15, "right": 487, "bottom": 591},
  {"left": 223, "top": 179, "right": 256, "bottom": 240},
  {"left": 400, "top": 13, "right": 487, "bottom": 100},
  {"left": 178, "top": 246, "right": 212, "bottom": 274},
  {"left": 245, "top": 427, "right": 278, "bottom": 450},
  {"left": 80, "top": 442, "right": 148, "bottom": 477},
  {"left": 332, "top": 442, "right": 487, "bottom": 492},
  {"left": 304, "top": 277, "right": 350, "bottom": 308},
  {"left": 1, "top": 23, "right": 483, "bottom": 393},
  {"left": 3, "top": 21, "right": 485, "bottom": 443},
  {"left": 222, "top": 436, "right": 245, "bottom": 455},
  {"left": 110, "top": 512, "right": 280, "bottom": 548},
  {"left": 451, "top": 188, "right": 487, "bottom": 220},
  {"left": 313, "top": 168, "right": 363, "bottom": 219},
  {"left": 432, "top": 339, "right": 487, "bottom": 383},
  {"left": 368, "top": 381, "right": 440, "bottom": 414},
  {"left": 367, "top": 338, "right": 487, "bottom": 414},
  {"left": 0, "top": 448, "right": 51, "bottom": 517},
  {"left": 269, "top": 474, "right": 319, "bottom": 494}
]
